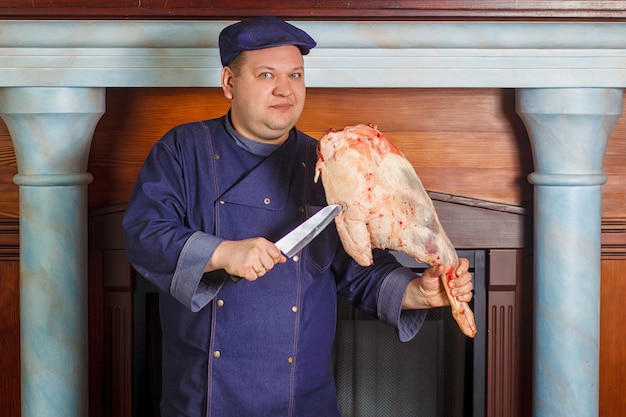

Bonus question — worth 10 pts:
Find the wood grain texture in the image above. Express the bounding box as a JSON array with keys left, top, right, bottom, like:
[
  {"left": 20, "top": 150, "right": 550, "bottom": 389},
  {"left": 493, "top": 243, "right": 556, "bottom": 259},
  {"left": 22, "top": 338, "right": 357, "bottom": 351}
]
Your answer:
[
  {"left": 488, "top": 292, "right": 517, "bottom": 417},
  {"left": 86, "top": 87, "right": 625, "bottom": 223},
  {"left": 2, "top": 86, "right": 625, "bottom": 220},
  {"left": 0, "top": 124, "right": 18, "bottom": 219},
  {"left": 87, "top": 87, "right": 536, "bottom": 210},
  {"left": 0, "top": 261, "right": 20, "bottom": 417},
  {"left": 1, "top": 0, "right": 626, "bottom": 19},
  {"left": 600, "top": 259, "right": 626, "bottom": 417},
  {"left": 0, "top": 219, "right": 19, "bottom": 259}
]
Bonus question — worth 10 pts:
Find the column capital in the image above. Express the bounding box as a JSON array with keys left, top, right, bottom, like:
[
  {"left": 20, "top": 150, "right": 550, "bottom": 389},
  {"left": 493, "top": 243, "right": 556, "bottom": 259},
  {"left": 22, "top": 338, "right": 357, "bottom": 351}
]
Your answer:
[
  {"left": 0, "top": 87, "right": 105, "bottom": 184},
  {"left": 517, "top": 88, "right": 623, "bottom": 181}
]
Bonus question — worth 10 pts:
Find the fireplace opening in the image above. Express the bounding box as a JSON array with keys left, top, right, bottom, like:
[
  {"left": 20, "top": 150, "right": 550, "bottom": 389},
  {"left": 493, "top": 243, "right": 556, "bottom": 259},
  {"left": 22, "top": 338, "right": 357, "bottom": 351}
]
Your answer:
[
  {"left": 330, "top": 249, "right": 486, "bottom": 417},
  {"left": 132, "top": 249, "right": 486, "bottom": 417}
]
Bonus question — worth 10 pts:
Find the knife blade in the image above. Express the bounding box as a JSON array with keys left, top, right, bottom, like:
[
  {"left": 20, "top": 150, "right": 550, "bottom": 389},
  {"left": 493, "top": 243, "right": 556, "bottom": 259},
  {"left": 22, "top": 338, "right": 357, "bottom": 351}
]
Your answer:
[
  {"left": 229, "top": 204, "right": 342, "bottom": 282},
  {"left": 275, "top": 204, "right": 342, "bottom": 258}
]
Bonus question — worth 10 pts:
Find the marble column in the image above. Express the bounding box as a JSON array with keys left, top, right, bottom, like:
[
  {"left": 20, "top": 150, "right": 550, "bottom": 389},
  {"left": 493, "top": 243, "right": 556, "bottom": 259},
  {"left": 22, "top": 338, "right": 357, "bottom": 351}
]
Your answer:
[
  {"left": 0, "top": 87, "right": 106, "bottom": 417},
  {"left": 516, "top": 88, "right": 623, "bottom": 417}
]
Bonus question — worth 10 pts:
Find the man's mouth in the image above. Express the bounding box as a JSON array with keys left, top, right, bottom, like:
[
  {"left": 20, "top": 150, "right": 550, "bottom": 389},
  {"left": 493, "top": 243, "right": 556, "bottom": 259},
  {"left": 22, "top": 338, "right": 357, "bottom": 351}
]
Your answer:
[{"left": 272, "top": 103, "right": 292, "bottom": 111}]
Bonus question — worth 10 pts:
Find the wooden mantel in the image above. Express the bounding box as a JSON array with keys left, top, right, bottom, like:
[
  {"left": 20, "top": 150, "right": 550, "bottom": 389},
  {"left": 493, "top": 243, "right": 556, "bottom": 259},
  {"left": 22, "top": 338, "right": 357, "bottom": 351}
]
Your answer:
[
  {"left": 0, "top": 16, "right": 625, "bottom": 417},
  {"left": 1, "top": 0, "right": 626, "bottom": 19}
]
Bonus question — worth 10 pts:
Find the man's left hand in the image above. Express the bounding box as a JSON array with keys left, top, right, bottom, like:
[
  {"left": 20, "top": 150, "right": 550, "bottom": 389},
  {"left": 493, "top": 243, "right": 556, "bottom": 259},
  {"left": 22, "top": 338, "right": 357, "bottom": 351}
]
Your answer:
[{"left": 401, "top": 258, "right": 473, "bottom": 310}]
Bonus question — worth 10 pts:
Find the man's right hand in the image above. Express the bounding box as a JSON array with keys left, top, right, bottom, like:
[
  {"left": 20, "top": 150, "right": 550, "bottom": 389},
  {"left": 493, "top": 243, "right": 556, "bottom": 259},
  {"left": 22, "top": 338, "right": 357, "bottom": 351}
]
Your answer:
[{"left": 205, "top": 238, "right": 287, "bottom": 281}]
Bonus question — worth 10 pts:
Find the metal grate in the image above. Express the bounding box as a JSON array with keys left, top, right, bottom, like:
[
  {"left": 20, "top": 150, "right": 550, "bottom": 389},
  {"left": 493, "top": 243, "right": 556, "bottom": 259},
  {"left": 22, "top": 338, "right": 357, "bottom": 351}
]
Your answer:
[{"left": 330, "top": 250, "right": 485, "bottom": 417}]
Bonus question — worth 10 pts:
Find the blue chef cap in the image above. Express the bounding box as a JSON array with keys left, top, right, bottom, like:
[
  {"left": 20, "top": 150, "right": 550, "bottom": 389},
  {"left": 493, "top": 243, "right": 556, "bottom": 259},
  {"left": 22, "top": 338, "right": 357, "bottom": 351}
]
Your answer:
[{"left": 218, "top": 16, "right": 317, "bottom": 66}]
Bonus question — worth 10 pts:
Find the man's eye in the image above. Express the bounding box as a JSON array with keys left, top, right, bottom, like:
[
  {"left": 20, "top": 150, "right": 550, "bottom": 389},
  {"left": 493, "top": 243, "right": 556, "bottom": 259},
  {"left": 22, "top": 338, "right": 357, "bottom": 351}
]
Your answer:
[
  {"left": 291, "top": 73, "right": 302, "bottom": 79},
  {"left": 260, "top": 72, "right": 272, "bottom": 78}
]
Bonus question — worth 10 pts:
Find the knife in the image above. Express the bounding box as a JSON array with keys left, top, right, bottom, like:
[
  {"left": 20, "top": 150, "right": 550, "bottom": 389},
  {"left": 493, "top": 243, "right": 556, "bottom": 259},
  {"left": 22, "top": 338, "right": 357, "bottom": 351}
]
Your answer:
[
  {"left": 275, "top": 204, "right": 342, "bottom": 258},
  {"left": 229, "top": 204, "right": 342, "bottom": 282}
]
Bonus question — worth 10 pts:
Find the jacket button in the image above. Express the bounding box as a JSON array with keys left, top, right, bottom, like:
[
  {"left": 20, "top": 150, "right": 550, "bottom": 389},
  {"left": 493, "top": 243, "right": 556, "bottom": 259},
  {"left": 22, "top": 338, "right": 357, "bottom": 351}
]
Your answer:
[
  {"left": 213, "top": 351, "right": 221, "bottom": 358},
  {"left": 291, "top": 305, "right": 298, "bottom": 313},
  {"left": 287, "top": 356, "right": 294, "bottom": 364},
  {"left": 292, "top": 255, "right": 299, "bottom": 262},
  {"left": 217, "top": 299, "right": 224, "bottom": 307},
  {"left": 263, "top": 198, "right": 271, "bottom": 205}
]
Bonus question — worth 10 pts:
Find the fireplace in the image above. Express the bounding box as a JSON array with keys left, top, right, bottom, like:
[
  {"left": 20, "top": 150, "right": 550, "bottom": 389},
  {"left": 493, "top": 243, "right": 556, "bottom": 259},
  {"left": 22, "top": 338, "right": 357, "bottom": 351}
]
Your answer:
[
  {"left": 87, "top": 190, "right": 522, "bottom": 417},
  {"left": 131, "top": 250, "right": 486, "bottom": 417},
  {"left": 4, "top": 17, "right": 623, "bottom": 417}
]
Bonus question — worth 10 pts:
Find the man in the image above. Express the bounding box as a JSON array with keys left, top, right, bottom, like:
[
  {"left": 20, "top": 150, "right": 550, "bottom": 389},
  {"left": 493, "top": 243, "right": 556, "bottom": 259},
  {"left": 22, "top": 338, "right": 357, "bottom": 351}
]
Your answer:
[{"left": 123, "top": 16, "right": 474, "bottom": 417}]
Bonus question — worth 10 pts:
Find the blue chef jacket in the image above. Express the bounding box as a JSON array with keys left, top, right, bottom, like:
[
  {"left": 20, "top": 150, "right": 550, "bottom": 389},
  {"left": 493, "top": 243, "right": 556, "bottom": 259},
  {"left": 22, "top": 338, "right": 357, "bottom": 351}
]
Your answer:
[{"left": 123, "top": 115, "right": 427, "bottom": 417}]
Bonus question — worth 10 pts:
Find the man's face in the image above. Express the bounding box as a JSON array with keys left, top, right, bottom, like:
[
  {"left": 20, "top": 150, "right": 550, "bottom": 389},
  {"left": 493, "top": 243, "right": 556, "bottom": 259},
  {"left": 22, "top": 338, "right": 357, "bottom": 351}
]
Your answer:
[{"left": 221, "top": 45, "right": 307, "bottom": 145}]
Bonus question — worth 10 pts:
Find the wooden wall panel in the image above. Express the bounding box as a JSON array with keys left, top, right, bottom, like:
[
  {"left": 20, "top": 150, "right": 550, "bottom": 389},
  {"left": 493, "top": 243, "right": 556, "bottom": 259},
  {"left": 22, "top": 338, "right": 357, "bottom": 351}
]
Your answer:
[
  {"left": 0, "top": 219, "right": 19, "bottom": 259},
  {"left": 0, "top": 260, "right": 20, "bottom": 417},
  {"left": 487, "top": 250, "right": 520, "bottom": 417},
  {"left": 85, "top": 87, "right": 625, "bottom": 221},
  {"left": 87, "top": 88, "right": 231, "bottom": 209},
  {"left": 0, "top": 123, "right": 18, "bottom": 219},
  {"left": 89, "top": 208, "right": 133, "bottom": 417},
  {"left": 2, "top": 87, "right": 624, "bottom": 219},
  {"left": 2, "top": 0, "right": 626, "bottom": 19},
  {"left": 488, "top": 291, "right": 516, "bottom": 417},
  {"left": 600, "top": 259, "right": 626, "bottom": 417},
  {"left": 86, "top": 87, "right": 536, "bottom": 210},
  {"left": 300, "top": 88, "right": 535, "bottom": 209},
  {"left": 604, "top": 125, "right": 626, "bottom": 218}
]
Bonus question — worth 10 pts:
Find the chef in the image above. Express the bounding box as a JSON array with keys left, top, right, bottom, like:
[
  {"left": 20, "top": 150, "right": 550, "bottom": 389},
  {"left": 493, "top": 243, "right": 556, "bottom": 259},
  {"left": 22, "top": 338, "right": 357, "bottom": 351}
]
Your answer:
[{"left": 122, "top": 16, "right": 474, "bottom": 417}]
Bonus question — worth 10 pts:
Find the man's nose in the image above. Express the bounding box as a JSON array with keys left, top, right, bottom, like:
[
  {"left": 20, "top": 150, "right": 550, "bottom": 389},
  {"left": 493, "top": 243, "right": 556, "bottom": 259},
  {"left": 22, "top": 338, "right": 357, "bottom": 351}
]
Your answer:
[{"left": 273, "top": 78, "right": 292, "bottom": 96}]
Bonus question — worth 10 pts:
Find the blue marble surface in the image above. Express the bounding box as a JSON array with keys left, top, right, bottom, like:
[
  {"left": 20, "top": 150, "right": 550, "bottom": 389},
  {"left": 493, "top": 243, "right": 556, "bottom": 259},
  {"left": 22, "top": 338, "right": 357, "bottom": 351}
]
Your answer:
[
  {"left": 518, "top": 88, "right": 622, "bottom": 417},
  {"left": 0, "top": 21, "right": 624, "bottom": 87},
  {"left": 0, "top": 87, "right": 104, "bottom": 417}
]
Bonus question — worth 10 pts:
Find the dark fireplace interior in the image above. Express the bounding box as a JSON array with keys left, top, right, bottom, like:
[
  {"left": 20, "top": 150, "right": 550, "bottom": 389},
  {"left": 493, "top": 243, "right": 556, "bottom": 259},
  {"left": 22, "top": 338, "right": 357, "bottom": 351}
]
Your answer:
[{"left": 131, "top": 249, "right": 486, "bottom": 417}]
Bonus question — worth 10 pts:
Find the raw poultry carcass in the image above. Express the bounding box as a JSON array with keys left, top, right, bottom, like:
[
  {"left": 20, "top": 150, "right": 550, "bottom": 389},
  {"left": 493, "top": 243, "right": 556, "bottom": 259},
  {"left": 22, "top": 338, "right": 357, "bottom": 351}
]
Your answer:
[{"left": 314, "top": 123, "right": 476, "bottom": 338}]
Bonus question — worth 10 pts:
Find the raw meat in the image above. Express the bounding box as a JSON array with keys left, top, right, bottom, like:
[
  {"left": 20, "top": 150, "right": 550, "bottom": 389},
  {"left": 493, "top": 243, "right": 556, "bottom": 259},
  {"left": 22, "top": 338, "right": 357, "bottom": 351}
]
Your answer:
[{"left": 314, "top": 123, "right": 476, "bottom": 338}]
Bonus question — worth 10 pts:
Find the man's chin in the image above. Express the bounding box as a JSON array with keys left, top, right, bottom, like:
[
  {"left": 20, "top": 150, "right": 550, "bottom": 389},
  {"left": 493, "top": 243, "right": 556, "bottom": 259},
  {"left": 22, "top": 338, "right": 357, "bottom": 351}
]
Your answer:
[{"left": 265, "top": 121, "right": 296, "bottom": 136}]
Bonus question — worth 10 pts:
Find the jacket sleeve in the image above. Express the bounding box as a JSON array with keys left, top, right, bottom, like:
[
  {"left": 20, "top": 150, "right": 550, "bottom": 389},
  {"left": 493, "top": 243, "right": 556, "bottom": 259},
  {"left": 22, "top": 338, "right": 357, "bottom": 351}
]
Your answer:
[
  {"left": 334, "top": 248, "right": 426, "bottom": 342},
  {"left": 122, "top": 134, "right": 225, "bottom": 312}
]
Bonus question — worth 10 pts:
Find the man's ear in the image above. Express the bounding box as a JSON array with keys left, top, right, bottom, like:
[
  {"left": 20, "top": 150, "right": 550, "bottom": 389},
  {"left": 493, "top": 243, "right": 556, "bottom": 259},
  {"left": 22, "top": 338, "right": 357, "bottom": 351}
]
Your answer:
[{"left": 221, "top": 66, "right": 235, "bottom": 99}]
